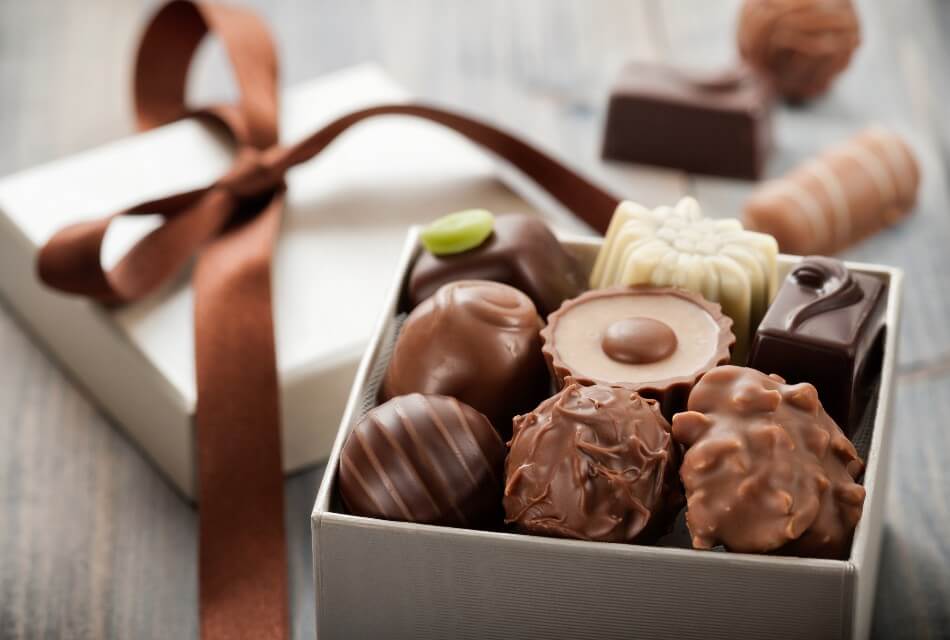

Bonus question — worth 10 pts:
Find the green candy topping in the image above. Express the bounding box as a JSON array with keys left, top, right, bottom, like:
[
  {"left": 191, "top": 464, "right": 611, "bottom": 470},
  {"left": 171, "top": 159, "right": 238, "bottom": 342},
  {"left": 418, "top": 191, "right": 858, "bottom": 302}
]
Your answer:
[{"left": 420, "top": 209, "right": 495, "bottom": 256}]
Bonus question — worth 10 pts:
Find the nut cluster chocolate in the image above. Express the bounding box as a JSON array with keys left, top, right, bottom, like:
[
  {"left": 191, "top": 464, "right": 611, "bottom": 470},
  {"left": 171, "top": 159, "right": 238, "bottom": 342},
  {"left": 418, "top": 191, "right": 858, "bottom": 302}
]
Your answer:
[
  {"left": 504, "top": 383, "right": 682, "bottom": 543},
  {"left": 339, "top": 198, "right": 882, "bottom": 561},
  {"left": 672, "top": 366, "right": 865, "bottom": 558}
]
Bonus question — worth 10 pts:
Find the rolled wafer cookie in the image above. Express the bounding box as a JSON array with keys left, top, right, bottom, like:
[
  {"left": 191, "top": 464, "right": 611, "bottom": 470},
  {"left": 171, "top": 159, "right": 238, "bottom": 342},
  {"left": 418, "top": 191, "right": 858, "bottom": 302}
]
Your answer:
[{"left": 743, "top": 127, "right": 919, "bottom": 255}]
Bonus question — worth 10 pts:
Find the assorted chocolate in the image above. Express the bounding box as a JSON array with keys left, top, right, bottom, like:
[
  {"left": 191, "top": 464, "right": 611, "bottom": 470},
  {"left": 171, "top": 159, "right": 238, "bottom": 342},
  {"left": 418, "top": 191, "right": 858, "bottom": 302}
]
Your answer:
[
  {"left": 672, "top": 366, "right": 865, "bottom": 558},
  {"left": 409, "top": 213, "right": 584, "bottom": 316},
  {"left": 744, "top": 127, "right": 920, "bottom": 255},
  {"left": 738, "top": 0, "right": 861, "bottom": 102},
  {"left": 749, "top": 256, "right": 885, "bottom": 433},
  {"left": 339, "top": 393, "right": 505, "bottom": 527},
  {"left": 340, "top": 174, "right": 890, "bottom": 560},
  {"left": 589, "top": 197, "right": 777, "bottom": 361},
  {"left": 504, "top": 383, "right": 682, "bottom": 543},
  {"left": 541, "top": 286, "right": 734, "bottom": 418},
  {"left": 380, "top": 279, "right": 547, "bottom": 436},
  {"left": 602, "top": 62, "right": 774, "bottom": 179}
]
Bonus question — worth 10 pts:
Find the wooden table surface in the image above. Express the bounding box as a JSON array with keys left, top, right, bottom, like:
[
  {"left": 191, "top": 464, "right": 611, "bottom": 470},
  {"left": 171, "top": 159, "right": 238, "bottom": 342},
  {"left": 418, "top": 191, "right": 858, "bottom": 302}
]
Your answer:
[{"left": 1, "top": 1, "right": 948, "bottom": 638}]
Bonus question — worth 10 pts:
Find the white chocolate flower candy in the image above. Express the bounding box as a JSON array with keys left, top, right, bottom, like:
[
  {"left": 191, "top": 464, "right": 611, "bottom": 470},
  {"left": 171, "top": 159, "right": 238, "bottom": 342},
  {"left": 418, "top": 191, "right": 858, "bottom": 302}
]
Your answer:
[{"left": 589, "top": 197, "right": 778, "bottom": 360}]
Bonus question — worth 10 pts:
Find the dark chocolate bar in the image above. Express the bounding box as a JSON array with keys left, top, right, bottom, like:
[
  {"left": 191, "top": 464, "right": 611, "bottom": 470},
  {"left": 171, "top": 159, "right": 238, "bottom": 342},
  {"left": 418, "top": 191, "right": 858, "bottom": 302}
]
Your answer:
[{"left": 602, "top": 62, "right": 773, "bottom": 180}]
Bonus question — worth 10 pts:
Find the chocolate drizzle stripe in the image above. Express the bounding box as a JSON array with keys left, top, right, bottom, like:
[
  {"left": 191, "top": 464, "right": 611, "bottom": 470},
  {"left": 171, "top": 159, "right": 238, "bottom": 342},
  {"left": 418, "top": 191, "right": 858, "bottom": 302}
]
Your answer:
[
  {"left": 340, "top": 453, "right": 387, "bottom": 516},
  {"left": 444, "top": 397, "right": 500, "bottom": 488},
  {"left": 384, "top": 401, "right": 451, "bottom": 519},
  {"left": 805, "top": 160, "right": 851, "bottom": 248},
  {"left": 424, "top": 397, "right": 480, "bottom": 489},
  {"left": 840, "top": 144, "right": 896, "bottom": 204},
  {"left": 355, "top": 424, "right": 414, "bottom": 521},
  {"left": 772, "top": 179, "right": 831, "bottom": 249},
  {"left": 870, "top": 128, "right": 915, "bottom": 196},
  {"left": 394, "top": 398, "right": 469, "bottom": 525}
]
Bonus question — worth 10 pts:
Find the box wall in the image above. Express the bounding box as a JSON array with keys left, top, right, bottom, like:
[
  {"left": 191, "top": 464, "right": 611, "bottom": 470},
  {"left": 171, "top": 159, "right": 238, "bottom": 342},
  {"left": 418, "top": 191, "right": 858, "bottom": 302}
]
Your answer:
[
  {"left": 314, "top": 514, "right": 850, "bottom": 640},
  {"left": 849, "top": 270, "right": 903, "bottom": 640}
]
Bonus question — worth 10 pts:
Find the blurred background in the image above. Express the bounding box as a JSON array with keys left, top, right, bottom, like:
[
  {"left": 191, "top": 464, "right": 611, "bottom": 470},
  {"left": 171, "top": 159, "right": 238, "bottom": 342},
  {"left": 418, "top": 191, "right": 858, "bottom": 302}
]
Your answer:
[{"left": 1, "top": 1, "right": 948, "bottom": 638}]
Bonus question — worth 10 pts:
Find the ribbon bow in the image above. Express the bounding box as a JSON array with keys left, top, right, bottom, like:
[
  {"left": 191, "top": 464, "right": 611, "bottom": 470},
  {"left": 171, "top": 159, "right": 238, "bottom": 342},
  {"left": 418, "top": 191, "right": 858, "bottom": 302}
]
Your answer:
[{"left": 36, "top": 1, "right": 618, "bottom": 638}]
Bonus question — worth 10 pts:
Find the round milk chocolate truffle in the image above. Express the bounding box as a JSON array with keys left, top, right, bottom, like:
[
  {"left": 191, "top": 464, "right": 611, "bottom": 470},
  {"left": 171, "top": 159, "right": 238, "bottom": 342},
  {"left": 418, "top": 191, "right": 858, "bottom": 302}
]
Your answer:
[
  {"left": 671, "top": 366, "right": 865, "bottom": 558},
  {"left": 381, "top": 280, "right": 547, "bottom": 435},
  {"left": 339, "top": 393, "right": 505, "bottom": 527},
  {"left": 504, "top": 383, "right": 682, "bottom": 543},
  {"left": 541, "top": 287, "right": 734, "bottom": 417}
]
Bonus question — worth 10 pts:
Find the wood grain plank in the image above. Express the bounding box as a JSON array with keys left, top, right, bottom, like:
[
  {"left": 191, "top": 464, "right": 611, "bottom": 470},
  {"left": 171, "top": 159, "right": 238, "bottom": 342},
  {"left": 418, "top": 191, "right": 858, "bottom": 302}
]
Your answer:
[{"left": 874, "top": 372, "right": 950, "bottom": 640}]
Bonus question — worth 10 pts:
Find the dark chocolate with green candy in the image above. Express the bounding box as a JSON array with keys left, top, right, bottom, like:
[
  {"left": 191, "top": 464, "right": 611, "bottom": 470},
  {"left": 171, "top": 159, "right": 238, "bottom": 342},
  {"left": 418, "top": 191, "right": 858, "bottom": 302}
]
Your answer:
[{"left": 408, "top": 213, "right": 584, "bottom": 316}]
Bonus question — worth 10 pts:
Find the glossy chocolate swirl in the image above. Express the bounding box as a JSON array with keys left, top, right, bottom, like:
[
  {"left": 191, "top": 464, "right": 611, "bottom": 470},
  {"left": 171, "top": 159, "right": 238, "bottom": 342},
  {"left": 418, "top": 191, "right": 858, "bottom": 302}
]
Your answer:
[
  {"left": 381, "top": 280, "right": 547, "bottom": 435},
  {"left": 504, "top": 384, "right": 682, "bottom": 543},
  {"left": 672, "top": 366, "right": 865, "bottom": 558},
  {"left": 786, "top": 256, "right": 864, "bottom": 330},
  {"left": 738, "top": 0, "right": 861, "bottom": 101},
  {"left": 339, "top": 393, "right": 505, "bottom": 527}
]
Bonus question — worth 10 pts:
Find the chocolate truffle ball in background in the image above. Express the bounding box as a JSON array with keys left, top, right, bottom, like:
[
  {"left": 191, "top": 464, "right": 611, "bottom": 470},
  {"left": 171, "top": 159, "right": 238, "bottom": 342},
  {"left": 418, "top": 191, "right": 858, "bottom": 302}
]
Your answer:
[
  {"left": 737, "top": 0, "right": 860, "bottom": 101},
  {"left": 381, "top": 280, "right": 548, "bottom": 436},
  {"left": 409, "top": 213, "right": 585, "bottom": 316},
  {"left": 339, "top": 393, "right": 505, "bottom": 527},
  {"left": 672, "top": 366, "right": 865, "bottom": 558},
  {"left": 504, "top": 383, "right": 683, "bottom": 543}
]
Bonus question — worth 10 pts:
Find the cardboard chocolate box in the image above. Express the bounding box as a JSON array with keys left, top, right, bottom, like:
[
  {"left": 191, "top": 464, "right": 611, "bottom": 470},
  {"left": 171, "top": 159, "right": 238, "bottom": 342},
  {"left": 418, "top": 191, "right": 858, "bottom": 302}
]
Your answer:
[{"left": 312, "top": 228, "right": 901, "bottom": 640}]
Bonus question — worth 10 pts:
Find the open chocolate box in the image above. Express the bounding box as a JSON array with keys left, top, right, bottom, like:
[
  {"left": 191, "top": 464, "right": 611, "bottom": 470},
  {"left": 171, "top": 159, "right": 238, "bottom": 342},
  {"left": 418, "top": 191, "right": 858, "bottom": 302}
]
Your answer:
[{"left": 312, "top": 221, "right": 902, "bottom": 640}]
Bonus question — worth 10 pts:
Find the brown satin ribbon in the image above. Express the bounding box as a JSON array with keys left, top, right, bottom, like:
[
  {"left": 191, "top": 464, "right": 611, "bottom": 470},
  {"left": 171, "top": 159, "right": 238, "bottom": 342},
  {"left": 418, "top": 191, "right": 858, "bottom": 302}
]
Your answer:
[{"left": 36, "top": 1, "right": 619, "bottom": 638}]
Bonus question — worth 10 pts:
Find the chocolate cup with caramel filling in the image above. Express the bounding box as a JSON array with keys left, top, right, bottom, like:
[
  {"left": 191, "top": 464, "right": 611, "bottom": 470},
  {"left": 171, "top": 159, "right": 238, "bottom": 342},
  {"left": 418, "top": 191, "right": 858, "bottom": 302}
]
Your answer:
[{"left": 541, "top": 286, "right": 734, "bottom": 418}]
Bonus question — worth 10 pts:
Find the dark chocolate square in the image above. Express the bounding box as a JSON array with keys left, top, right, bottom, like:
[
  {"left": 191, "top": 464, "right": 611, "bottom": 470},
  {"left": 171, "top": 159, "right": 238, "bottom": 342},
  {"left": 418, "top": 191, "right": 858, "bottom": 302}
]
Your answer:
[{"left": 748, "top": 257, "right": 886, "bottom": 433}]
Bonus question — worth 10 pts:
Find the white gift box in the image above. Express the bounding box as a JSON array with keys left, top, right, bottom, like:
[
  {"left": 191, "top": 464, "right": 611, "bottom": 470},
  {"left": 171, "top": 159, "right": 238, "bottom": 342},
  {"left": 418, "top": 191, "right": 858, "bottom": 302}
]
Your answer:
[
  {"left": 311, "top": 228, "right": 901, "bottom": 640},
  {"left": 0, "top": 64, "right": 537, "bottom": 499}
]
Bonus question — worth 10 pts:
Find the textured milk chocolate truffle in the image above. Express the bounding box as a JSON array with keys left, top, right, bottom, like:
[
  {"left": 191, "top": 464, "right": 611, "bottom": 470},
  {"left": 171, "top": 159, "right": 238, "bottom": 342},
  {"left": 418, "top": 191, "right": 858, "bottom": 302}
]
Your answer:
[
  {"left": 381, "top": 280, "right": 548, "bottom": 435},
  {"left": 738, "top": 0, "right": 861, "bottom": 101},
  {"left": 339, "top": 393, "right": 505, "bottom": 527},
  {"left": 672, "top": 366, "right": 865, "bottom": 558},
  {"left": 504, "top": 383, "right": 682, "bottom": 543}
]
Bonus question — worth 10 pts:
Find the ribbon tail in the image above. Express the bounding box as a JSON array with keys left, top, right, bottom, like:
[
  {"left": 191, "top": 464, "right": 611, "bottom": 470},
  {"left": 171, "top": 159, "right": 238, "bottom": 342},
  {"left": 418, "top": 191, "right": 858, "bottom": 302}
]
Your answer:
[{"left": 193, "top": 188, "right": 288, "bottom": 640}]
